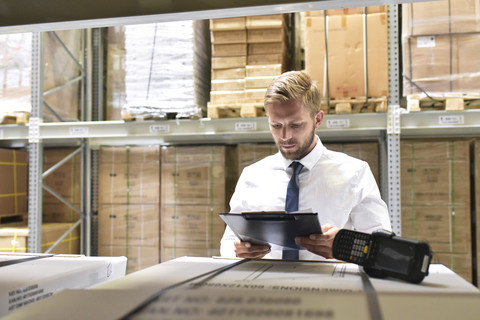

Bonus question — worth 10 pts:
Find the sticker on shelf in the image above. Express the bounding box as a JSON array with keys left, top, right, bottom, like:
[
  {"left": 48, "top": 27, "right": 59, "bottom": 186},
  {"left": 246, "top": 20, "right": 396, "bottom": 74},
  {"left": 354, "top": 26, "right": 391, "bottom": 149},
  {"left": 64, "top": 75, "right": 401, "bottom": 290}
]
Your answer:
[
  {"left": 235, "top": 122, "right": 256, "bottom": 131},
  {"left": 149, "top": 124, "right": 170, "bottom": 133},
  {"left": 439, "top": 115, "right": 464, "bottom": 125},
  {"left": 69, "top": 127, "right": 89, "bottom": 136},
  {"left": 326, "top": 119, "right": 350, "bottom": 128}
]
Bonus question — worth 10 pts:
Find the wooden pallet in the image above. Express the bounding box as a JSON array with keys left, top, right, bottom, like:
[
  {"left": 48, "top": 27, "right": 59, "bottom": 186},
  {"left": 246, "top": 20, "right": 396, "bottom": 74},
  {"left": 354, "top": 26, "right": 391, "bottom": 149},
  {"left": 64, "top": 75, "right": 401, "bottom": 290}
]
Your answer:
[
  {"left": 207, "top": 103, "right": 265, "bottom": 119},
  {"left": 0, "top": 112, "right": 30, "bottom": 125},
  {"left": 407, "top": 94, "right": 480, "bottom": 112},
  {"left": 322, "top": 96, "right": 388, "bottom": 114}
]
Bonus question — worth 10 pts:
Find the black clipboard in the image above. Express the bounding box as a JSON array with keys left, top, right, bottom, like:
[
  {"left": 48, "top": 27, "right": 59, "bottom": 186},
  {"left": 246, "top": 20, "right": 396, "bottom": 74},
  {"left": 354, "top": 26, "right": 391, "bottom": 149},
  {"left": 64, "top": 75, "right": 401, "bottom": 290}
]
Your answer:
[{"left": 219, "top": 212, "right": 322, "bottom": 249}]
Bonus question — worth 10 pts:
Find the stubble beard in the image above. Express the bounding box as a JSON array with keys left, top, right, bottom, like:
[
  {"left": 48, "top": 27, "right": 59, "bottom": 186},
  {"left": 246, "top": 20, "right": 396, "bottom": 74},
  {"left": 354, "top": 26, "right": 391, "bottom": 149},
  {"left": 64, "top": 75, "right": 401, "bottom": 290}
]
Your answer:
[{"left": 277, "top": 126, "right": 316, "bottom": 160}]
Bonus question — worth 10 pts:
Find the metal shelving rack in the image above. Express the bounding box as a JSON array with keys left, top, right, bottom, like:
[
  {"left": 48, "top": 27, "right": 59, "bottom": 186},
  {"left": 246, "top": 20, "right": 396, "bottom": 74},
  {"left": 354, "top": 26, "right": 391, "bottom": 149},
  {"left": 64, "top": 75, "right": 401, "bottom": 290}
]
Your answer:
[{"left": 2, "top": 0, "right": 478, "bottom": 252}]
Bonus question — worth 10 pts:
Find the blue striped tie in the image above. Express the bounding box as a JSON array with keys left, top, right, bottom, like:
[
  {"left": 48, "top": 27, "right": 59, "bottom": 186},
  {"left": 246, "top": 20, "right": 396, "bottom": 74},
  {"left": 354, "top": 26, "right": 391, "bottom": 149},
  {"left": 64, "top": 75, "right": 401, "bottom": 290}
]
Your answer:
[{"left": 282, "top": 161, "right": 303, "bottom": 260}]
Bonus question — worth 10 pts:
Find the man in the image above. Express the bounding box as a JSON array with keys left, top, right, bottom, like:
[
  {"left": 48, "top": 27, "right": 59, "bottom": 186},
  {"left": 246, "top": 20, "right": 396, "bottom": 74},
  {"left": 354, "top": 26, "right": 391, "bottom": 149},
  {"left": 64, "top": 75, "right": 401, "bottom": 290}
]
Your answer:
[{"left": 220, "top": 71, "right": 391, "bottom": 260}]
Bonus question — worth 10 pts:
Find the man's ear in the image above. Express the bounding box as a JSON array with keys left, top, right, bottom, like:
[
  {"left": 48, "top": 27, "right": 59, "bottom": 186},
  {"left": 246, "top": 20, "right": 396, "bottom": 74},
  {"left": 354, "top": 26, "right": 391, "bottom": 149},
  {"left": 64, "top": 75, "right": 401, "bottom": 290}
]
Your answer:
[{"left": 315, "top": 110, "right": 324, "bottom": 129}]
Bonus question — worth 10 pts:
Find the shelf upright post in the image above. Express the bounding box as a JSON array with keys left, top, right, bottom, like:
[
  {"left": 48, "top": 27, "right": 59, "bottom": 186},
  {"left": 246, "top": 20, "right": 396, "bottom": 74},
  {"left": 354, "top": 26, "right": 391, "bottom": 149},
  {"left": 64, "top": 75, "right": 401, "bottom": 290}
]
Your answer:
[
  {"left": 387, "top": 4, "right": 402, "bottom": 235},
  {"left": 28, "top": 32, "right": 44, "bottom": 253}
]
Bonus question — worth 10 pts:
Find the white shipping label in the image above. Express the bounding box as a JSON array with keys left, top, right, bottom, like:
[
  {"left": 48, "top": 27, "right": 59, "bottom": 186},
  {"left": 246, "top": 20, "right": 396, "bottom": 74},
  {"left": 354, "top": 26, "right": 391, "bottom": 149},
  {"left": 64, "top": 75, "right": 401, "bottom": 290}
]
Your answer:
[
  {"left": 149, "top": 124, "right": 170, "bottom": 133},
  {"left": 326, "top": 119, "right": 350, "bottom": 128},
  {"left": 439, "top": 115, "right": 464, "bottom": 125},
  {"left": 69, "top": 127, "right": 89, "bottom": 136},
  {"left": 235, "top": 122, "right": 257, "bottom": 131},
  {"left": 417, "top": 36, "right": 436, "bottom": 48}
]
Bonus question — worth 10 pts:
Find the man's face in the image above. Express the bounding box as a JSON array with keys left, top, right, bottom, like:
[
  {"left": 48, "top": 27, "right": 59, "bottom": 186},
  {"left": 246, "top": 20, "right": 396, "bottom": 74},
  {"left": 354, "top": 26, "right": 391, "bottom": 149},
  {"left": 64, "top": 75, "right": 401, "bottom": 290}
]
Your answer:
[{"left": 267, "top": 99, "right": 324, "bottom": 160}]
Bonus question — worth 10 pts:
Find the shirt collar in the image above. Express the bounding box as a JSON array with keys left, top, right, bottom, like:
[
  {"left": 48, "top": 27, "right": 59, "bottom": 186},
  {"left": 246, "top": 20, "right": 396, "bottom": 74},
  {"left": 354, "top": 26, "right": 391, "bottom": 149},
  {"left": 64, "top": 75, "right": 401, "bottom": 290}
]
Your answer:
[{"left": 281, "top": 135, "right": 325, "bottom": 171}]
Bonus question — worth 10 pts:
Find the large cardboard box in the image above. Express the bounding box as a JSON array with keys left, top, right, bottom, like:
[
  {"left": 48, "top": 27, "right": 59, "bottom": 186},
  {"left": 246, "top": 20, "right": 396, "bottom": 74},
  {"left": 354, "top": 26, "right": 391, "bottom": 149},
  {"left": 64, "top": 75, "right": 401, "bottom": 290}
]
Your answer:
[
  {"left": 161, "top": 204, "right": 225, "bottom": 249},
  {"left": 210, "top": 17, "right": 246, "bottom": 31},
  {"left": 98, "top": 204, "right": 159, "bottom": 247},
  {"left": 402, "top": 0, "right": 480, "bottom": 36},
  {"left": 211, "top": 56, "right": 247, "bottom": 69},
  {"left": 99, "top": 146, "right": 160, "bottom": 204},
  {"left": 42, "top": 202, "right": 81, "bottom": 223},
  {"left": 0, "top": 223, "right": 80, "bottom": 254},
  {"left": 0, "top": 149, "right": 27, "bottom": 218},
  {"left": 211, "top": 43, "right": 247, "bottom": 57},
  {"left": 402, "top": 33, "right": 480, "bottom": 94},
  {"left": 161, "top": 146, "right": 226, "bottom": 206},
  {"left": 210, "top": 30, "right": 247, "bottom": 44},
  {"left": 400, "top": 140, "right": 470, "bottom": 206},
  {"left": 98, "top": 245, "right": 158, "bottom": 274},
  {"left": 0, "top": 253, "right": 127, "bottom": 317},
  {"left": 326, "top": 142, "right": 380, "bottom": 186},
  {"left": 305, "top": 13, "right": 388, "bottom": 99},
  {"left": 246, "top": 14, "right": 286, "bottom": 29}
]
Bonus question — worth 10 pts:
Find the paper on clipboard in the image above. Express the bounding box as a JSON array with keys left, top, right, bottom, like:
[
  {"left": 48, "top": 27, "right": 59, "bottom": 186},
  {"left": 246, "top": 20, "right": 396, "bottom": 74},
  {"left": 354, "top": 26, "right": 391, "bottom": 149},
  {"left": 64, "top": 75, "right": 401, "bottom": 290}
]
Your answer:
[{"left": 219, "top": 211, "right": 322, "bottom": 249}]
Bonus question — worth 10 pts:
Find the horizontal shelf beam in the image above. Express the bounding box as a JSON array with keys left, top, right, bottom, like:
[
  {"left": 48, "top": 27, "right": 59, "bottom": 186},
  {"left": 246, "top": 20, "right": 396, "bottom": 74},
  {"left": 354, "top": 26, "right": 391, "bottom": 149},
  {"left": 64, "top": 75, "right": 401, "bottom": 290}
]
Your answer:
[{"left": 0, "top": 0, "right": 434, "bottom": 33}]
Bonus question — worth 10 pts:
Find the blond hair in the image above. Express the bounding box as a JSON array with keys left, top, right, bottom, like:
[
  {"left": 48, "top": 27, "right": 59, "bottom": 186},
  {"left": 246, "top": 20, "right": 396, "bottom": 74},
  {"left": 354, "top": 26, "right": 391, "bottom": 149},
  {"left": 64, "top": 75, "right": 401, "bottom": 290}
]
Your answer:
[{"left": 264, "top": 71, "right": 321, "bottom": 116}]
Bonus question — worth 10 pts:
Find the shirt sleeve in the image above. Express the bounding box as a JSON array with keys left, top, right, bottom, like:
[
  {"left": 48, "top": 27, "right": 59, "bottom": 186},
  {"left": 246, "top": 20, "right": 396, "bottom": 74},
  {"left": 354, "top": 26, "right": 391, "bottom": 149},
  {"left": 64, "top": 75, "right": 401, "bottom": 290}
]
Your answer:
[{"left": 349, "top": 162, "right": 392, "bottom": 233}]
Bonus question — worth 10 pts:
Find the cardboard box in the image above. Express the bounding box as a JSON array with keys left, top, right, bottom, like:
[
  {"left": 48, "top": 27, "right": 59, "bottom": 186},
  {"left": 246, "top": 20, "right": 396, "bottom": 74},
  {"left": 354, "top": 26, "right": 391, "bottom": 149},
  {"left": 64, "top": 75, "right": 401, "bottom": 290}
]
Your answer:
[
  {"left": 209, "top": 90, "right": 246, "bottom": 104},
  {"left": 402, "top": 33, "right": 480, "bottom": 94},
  {"left": 0, "top": 253, "right": 127, "bottom": 317},
  {"left": 0, "top": 223, "right": 80, "bottom": 254},
  {"left": 98, "top": 204, "right": 159, "bottom": 247},
  {"left": 43, "top": 202, "right": 81, "bottom": 223},
  {"left": 247, "top": 53, "right": 285, "bottom": 66},
  {"left": 248, "top": 42, "right": 285, "bottom": 55},
  {"left": 211, "top": 67, "right": 245, "bottom": 80},
  {"left": 400, "top": 140, "right": 470, "bottom": 206},
  {"left": 402, "top": 205, "right": 471, "bottom": 254},
  {"left": 247, "top": 28, "right": 285, "bottom": 43},
  {"left": 326, "top": 142, "right": 379, "bottom": 185},
  {"left": 245, "top": 76, "right": 276, "bottom": 89},
  {"left": 210, "top": 30, "right": 247, "bottom": 44},
  {"left": 0, "top": 149, "right": 27, "bottom": 218},
  {"left": 160, "top": 247, "right": 220, "bottom": 262},
  {"left": 161, "top": 146, "right": 226, "bottom": 206},
  {"left": 246, "top": 14, "right": 286, "bottom": 29},
  {"left": 402, "top": 0, "right": 480, "bottom": 36},
  {"left": 210, "top": 17, "right": 246, "bottom": 31},
  {"left": 161, "top": 205, "right": 225, "bottom": 249},
  {"left": 99, "top": 146, "right": 160, "bottom": 204},
  {"left": 211, "top": 79, "right": 245, "bottom": 91},
  {"left": 212, "top": 43, "right": 247, "bottom": 57},
  {"left": 475, "top": 139, "right": 480, "bottom": 284},
  {"left": 304, "top": 13, "right": 388, "bottom": 99},
  {"left": 211, "top": 56, "right": 246, "bottom": 69},
  {"left": 245, "top": 88, "right": 267, "bottom": 103},
  {"left": 246, "top": 64, "right": 283, "bottom": 77},
  {"left": 43, "top": 148, "right": 81, "bottom": 205},
  {"left": 98, "top": 245, "right": 158, "bottom": 274}
]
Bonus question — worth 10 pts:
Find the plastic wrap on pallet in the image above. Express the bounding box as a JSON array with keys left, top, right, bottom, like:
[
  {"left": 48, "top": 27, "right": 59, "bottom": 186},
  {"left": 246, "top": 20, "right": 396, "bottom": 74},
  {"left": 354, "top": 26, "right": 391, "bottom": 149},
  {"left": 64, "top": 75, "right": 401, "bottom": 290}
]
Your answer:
[
  {"left": 402, "top": 0, "right": 480, "bottom": 96},
  {"left": 0, "top": 33, "right": 32, "bottom": 121},
  {"left": 106, "top": 21, "right": 211, "bottom": 121}
]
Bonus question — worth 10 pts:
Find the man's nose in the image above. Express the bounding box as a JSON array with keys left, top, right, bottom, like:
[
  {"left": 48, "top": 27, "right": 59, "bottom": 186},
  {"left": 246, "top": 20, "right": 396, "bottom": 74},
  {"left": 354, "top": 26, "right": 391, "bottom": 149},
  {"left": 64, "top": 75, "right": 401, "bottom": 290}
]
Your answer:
[{"left": 281, "top": 127, "right": 292, "bottom": 141}]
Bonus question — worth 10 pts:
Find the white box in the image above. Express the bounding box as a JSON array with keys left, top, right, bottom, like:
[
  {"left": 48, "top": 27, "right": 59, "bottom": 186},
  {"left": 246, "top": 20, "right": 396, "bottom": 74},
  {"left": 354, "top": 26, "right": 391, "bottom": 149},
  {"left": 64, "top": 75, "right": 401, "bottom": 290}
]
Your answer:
[{"left": 0, "top": 253, "right": 126, "bottom": 317}]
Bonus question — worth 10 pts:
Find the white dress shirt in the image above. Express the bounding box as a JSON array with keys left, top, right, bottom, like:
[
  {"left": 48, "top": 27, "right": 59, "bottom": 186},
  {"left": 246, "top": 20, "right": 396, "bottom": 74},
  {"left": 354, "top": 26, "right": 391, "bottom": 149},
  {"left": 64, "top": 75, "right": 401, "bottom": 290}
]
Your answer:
[{"left": 220, "top": 136, "right": 392, "bottom": 260}]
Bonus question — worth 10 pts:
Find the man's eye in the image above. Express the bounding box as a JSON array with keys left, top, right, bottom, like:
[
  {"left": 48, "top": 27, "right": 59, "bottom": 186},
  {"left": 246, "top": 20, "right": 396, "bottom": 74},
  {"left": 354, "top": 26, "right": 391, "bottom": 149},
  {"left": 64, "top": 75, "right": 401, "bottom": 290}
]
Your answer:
[
  {"left": 291, "top": 124, "right": 302, "bottom": 129},
  {"left": 272, "top": 124, "right": 282, "bottom": 129}
]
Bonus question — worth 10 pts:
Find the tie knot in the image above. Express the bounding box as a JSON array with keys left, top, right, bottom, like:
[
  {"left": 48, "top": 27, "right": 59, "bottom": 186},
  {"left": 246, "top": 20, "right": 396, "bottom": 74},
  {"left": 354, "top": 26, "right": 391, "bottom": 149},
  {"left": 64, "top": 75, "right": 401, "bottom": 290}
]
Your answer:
[{"left": 290, "top": 161, "right": 304, "bottom": 176}]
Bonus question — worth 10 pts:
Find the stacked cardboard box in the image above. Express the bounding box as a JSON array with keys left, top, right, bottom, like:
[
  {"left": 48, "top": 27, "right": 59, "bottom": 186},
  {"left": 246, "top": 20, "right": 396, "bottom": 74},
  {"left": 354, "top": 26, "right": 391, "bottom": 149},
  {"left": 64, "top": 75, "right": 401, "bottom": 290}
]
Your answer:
[
  {"left": 42, "top": 148, "right": 82, "bottom": 223},
  {"left": 327, "top": 142, "right": 380, "bottom": 186},
  {"left": 105, "top": 21, "right": 211, "bottom": 120},
  {"left": 402, "top": 0, "right": 480, "bottom": 95},
  {"left": 400, "top": 139, "right": 472, "bottom": 282},
  {"left": 98, "top": 146, "right": 160, "bottom": 273},
  {"left": 475, "top": 139, "right": 480, "bottom": 285},
  {"left": 0, "top": 149, "right": 27, "bottom": 222},
  {"left": 209, "top": 15, "right": 290, "bottom": 115},
  {"left": 160, "top": 146, "right": 228, "bottom": 261},
  {"left": 304, "top": 7, "right": 388, "bottom": 103},
  {"left": 0, "top": 223, "right": 80, "bottom": 254}
]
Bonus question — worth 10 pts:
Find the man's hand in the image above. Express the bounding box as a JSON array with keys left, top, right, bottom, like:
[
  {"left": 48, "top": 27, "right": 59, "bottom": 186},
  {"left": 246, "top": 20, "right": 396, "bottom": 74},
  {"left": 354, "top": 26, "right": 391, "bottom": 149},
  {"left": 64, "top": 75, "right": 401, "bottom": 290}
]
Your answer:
[
  {"left": 234, "top": 240, "right": 271, "bottom": 259},
  {"left": 295, "top": 224, "right": 340, "bottom": 259}
]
